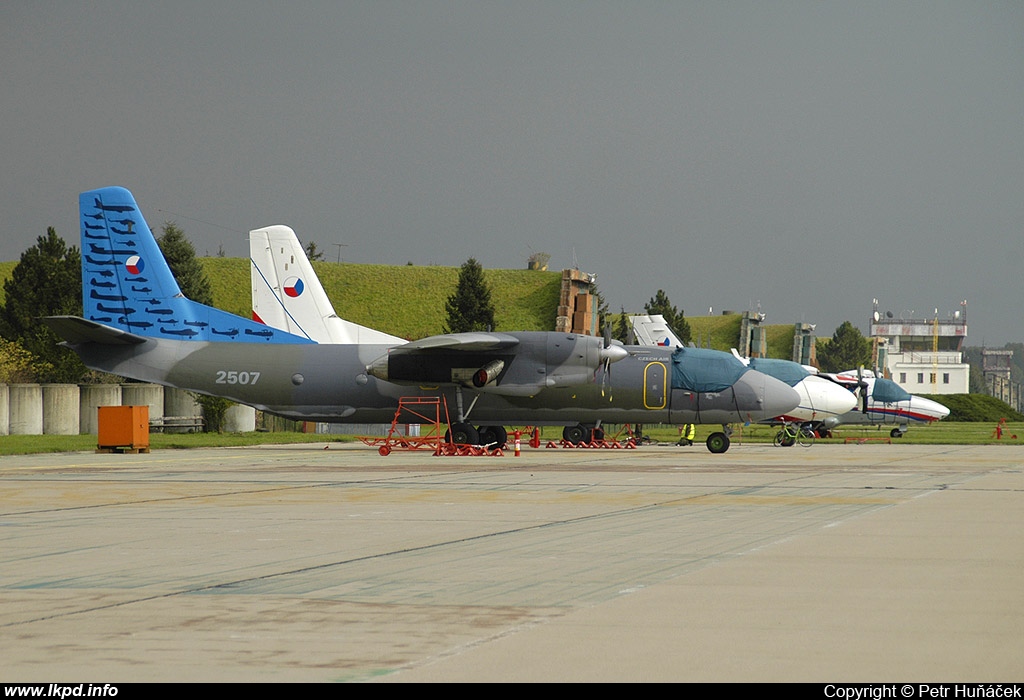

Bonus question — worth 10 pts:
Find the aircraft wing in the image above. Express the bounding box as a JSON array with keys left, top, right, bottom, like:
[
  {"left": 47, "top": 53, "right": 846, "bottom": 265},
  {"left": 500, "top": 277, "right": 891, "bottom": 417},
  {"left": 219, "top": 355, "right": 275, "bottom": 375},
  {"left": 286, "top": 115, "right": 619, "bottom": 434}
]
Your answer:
[
  {"left": 366, "top": 332, "right": 520, "bottom": 389},
  {"left": 367, "top": 330, "right": 626, "bottom": 394},
  {"left": 42, "top": 316, "right": 148, "bottom": 346},
  {"left": 387, "top": 332, "right": 520, "bottom": 354}
]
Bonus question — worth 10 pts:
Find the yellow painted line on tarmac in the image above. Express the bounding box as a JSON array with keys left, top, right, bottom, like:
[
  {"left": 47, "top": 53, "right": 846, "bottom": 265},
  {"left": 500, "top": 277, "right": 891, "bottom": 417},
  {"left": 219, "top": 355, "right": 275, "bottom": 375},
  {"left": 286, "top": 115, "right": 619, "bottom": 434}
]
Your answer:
[
  {"left": 0, "top": 452, "right": 258, "bottom": 473},
  {"left": 683, "top": 493, "right": 901, "bottom": 507}
]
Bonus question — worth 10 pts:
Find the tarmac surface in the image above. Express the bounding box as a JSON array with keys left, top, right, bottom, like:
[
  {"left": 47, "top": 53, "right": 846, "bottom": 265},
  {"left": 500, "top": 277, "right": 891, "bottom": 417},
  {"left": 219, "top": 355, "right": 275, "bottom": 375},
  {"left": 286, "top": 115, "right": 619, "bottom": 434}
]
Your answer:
[{"left": 1, "top": 441, "right": 1022, "bottom": 682}]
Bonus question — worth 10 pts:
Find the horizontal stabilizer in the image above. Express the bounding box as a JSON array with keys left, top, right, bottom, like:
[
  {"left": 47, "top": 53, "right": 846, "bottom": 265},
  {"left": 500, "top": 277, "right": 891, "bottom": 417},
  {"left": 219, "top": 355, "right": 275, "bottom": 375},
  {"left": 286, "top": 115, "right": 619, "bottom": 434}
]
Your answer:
[{"left": 42, "top": 316, "right": 148, "bottom": 345}]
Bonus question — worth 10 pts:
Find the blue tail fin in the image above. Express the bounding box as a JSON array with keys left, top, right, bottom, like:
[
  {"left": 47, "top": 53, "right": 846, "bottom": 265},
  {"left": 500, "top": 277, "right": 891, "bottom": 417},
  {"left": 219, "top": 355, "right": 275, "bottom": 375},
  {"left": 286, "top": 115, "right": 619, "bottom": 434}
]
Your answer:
[{"left": 80, "top": 186, "right": 314, "bottom": 344}]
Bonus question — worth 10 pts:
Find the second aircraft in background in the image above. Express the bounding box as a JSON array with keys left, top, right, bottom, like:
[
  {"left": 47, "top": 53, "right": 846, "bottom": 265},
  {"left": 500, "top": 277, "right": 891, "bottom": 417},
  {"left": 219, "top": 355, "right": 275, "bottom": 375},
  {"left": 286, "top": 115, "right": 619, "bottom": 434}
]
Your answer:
[
  {"left": 250, "top": 225, "right": 405, "bottom": 345},
  {"left": 818, "top": 368, "right": 950, "bottom": 437},
  {"left": 629, "top": 315, "right": 949, "bottom": 438},
  {"left": 630, "top": 315, "right": 857, "bottom": 437}
]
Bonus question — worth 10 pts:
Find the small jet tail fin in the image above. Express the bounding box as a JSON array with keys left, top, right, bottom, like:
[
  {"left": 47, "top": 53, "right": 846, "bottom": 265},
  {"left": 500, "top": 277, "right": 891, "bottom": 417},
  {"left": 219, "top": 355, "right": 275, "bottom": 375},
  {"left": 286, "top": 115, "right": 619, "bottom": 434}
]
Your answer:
[
  {"left": 628, "top": 314, "right": 684, "bottom": 348},
  {"left": 80, "top": 187, "right": 313, "bottom": 344},
  {"left": 249, "top": 225, "right": 405, "bottom": 345}
]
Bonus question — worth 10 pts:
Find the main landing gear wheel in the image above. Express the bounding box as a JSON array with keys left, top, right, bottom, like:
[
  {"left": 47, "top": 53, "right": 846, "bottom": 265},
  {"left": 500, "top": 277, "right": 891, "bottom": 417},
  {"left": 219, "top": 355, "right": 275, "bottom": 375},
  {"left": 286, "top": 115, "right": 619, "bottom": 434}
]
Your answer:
[
  {"left": 446, "top": 422, "right": 479, "bottom": 446},
  {"left": 890, "top": 428, "right": 905, "bottom": 438},
  {"left": 562, "top": 424, "right": 586, "bottom": 444},
  {"left": 706, "top": 432, "right": 731, "bottom": 454},
  {"left": 477, "top": 425, "right": 508, "bottom": 450}
]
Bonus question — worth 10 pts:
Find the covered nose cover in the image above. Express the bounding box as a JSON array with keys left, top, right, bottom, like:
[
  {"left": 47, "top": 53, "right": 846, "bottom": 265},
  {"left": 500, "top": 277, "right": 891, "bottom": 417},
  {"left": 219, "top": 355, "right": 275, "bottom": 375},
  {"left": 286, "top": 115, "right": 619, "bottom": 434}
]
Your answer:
[
  {"left": 671, "top": 347, "right": 748, "bottom": 392},
  {"left": 747, "top": 357, "right": 810, "bottom": 387}
]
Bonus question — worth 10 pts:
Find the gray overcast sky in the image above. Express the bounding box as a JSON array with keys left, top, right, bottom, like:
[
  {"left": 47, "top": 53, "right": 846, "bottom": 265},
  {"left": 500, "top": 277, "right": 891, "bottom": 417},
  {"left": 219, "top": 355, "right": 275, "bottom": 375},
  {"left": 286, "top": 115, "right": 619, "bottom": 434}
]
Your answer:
[{"left": 3, "top": 1, "right": 1022, "bottom": 345}]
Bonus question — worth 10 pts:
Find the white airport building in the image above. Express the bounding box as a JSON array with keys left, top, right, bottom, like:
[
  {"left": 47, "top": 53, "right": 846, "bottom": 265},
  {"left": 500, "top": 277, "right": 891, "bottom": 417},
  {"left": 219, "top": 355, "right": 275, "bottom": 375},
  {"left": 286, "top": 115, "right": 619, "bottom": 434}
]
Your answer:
[{"left": 869, "top": 300, "right": 970, "bottom": 395}]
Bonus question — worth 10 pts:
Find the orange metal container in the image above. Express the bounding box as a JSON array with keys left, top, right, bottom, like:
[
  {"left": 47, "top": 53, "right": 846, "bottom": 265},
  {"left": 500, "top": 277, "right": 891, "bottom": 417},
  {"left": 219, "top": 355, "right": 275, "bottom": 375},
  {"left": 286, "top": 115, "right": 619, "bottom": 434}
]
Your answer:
[{"left": 97, "top": 405, "right": 150, "bottom": 449}]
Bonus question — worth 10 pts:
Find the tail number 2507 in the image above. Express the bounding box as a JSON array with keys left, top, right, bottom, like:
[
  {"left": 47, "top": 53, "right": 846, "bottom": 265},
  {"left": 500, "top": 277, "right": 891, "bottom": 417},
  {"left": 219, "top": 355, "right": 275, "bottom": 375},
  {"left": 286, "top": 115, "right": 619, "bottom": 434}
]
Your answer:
[{"left": 215, "top": 370, "right": 261, "bottom": 385}]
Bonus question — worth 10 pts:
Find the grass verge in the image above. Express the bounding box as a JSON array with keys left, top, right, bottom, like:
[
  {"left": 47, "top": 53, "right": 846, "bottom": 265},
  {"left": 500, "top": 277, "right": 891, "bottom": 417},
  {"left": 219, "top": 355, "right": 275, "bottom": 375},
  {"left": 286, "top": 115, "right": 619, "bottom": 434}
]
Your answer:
[
  {"left": 2, "top": 421, "right": 1021, "bottom": 456},
  {"left": 0, "top": 431, "right": 355, "bottom": 456}
]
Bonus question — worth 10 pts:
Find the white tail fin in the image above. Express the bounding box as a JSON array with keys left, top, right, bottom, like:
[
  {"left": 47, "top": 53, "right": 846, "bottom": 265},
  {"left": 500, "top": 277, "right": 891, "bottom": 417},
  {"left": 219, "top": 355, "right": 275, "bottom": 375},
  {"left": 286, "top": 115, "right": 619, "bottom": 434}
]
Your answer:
[
  {"left": 249, "top": 226, "right": 405, "bottom": 345},
  {"left": 628, "top": 314, "right": 683, "bottom": 348}
]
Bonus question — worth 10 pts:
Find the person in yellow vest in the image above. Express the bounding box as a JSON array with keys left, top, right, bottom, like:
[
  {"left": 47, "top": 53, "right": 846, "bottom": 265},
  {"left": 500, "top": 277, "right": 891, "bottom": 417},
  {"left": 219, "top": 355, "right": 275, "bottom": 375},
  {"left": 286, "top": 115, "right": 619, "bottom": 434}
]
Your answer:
[{"left": 679, "top": 423, "right": 695, "bottom": 446}]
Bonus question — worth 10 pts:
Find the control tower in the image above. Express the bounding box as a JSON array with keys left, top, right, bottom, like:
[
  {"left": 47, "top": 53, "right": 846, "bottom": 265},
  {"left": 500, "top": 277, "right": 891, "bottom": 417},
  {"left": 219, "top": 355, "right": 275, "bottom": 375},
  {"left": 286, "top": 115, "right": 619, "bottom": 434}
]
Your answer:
[{"left": 868, "top": 300, "right": 969, "bottom": 394}]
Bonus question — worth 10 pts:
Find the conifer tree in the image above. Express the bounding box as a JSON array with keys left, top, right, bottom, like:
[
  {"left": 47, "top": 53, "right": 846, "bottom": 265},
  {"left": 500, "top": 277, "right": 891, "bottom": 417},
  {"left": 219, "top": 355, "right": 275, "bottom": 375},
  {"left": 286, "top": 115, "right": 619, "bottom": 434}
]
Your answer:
[
  {"left": 156, "top": 222, "right": 224, "bottom": 429},
  {"left": 592, "top": 285, "right": 610, "bottom": 336},
  {"left": 0, "top": 228, "right": 85, "bottom": 383},
  {"left": 613, "top": 306, "right": 632, "bottom": 344},
  {"left": 157, "top": 222, "right": 214, "bottom": 306},
  {"left": 816, "top": 321, "right": 872, "bottom": 373},
  {"left": 644, "top": 289, "right": 692, "bottom": 345},
  {"left": 444, "top": 258, "right": 496, "bottom": 333},
  {"left": 305, "top": 240, "right": 325, "bottom": 262}
]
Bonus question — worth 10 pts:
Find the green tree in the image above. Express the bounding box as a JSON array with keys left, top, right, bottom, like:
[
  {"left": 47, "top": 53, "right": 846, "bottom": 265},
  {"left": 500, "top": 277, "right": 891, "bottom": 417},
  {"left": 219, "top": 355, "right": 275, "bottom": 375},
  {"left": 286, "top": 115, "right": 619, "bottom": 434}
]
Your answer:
[
  {"left": 644, "top": 289, "right": 692, "bottom": 345},
  {"left": 816, "top": 321, "right": 872, "bottom": 373},
  {"left": 613, "top": 306, "right": 632, "bottom": 344},
  {"left": 0, "top": 228, "right": 86, "bottom": 383},
  {"left": 305, "top": 240, "right": 325, "bottom": 262},
  {"left": 444, "top": 258, "right": 496, "bottom": 333},
  {"left": 0, "top": 337, "right": 50, "bottom": 383},
  {"left": 157, "top": 222, "right": 214, "bottom": 305},
  {"left": 590, "top": 283, "right": 611, "bottom": 337},
  {"left": 192, "top": 393, "right": 233, "bottom": 433},
  {"left": 157, "top": 223, "right": 227, "bottom": 431}
]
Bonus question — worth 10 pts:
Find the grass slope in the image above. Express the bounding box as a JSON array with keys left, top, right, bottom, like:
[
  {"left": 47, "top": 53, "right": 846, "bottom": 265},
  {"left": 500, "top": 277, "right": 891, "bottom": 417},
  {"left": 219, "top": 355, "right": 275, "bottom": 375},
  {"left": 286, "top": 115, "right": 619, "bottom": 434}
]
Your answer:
[
  {"left": 203, "top": 258, "right": 560, "bottom": 340},
  {"left": 2, "top": 255, "right": 778, "bottom": 348}
]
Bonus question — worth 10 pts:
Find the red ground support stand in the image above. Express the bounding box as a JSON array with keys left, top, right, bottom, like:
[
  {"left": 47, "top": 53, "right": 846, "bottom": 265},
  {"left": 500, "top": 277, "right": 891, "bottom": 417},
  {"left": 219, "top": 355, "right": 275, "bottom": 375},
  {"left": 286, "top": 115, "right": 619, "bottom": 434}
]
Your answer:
[
  {"left": 542, "top": 423, "right": 638, "bottom": 449},
  {"left": 359, "top": 396, "right": 504, "bottom": 456},
  {"left": 843, "top": 436, "right": 892, "bottom": 445},
  {"left": 358, "top": 396, "right": 447, "bottom": 455}
]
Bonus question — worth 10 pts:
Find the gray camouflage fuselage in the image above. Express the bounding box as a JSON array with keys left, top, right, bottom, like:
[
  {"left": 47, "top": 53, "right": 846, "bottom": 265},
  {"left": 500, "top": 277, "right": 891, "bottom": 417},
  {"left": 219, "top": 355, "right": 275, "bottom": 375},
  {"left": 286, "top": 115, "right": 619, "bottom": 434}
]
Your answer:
[{"left": 68, "top": 332, "right": 796, "bottom": 427}]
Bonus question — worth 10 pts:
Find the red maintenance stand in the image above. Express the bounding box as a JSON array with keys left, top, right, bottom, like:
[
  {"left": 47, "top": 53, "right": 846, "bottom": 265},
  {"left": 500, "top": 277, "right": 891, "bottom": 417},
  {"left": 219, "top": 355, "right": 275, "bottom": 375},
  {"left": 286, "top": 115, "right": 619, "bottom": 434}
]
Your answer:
[{"left": 359, "top": 396, "right": 503, "bottom": 456}]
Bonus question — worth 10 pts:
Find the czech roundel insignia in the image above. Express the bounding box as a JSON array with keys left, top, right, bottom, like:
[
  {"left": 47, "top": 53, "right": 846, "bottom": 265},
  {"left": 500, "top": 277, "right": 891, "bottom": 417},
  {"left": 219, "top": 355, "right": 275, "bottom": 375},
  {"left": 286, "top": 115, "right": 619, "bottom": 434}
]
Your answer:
[
  {"left": 125, "top": 255, "right": 145, "bottom": 275},
  {"left": 283, "top": 277, "right": 304, "bottom": 298}
]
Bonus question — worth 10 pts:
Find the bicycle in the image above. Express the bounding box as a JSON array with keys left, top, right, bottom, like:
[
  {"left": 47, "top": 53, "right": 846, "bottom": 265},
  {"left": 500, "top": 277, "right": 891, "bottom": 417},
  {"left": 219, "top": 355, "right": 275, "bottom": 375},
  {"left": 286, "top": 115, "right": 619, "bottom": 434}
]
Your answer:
[{"left": 773, "top": 422, "right": 815, "bottom": 447}]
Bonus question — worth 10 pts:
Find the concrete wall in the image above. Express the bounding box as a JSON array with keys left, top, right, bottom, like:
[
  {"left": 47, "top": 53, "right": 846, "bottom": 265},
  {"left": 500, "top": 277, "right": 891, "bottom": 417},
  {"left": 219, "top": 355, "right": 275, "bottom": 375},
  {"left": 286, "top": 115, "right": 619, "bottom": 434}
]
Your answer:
[
  {"left": 163, "top": 388, "right": 203, "bottom": 433},
  {"left": 0, "top": 383, "right": 8, "bottom": 436},
  {"left": 80, "top": 385, "right": 122, "bottom": 435},
  {"left": 42, "top": 384, "right": 79, "bottom": 435},
  {"left": 120, "top": 384, "right": 164, "bottom": 425},
  {"left": 0, "top": 383, "right": 272, "bottom": 437},
  {"left": 224, "top": 403, "right": 256, "bottom": 432},
  {"left": 8, "top": 384, "right": 42, "bottom": 435}
]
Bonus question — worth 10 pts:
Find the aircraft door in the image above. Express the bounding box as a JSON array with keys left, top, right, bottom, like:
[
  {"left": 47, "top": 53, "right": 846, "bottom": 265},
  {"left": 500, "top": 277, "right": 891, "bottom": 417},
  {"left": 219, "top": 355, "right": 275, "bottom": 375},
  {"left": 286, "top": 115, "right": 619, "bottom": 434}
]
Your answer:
[
  {"left": 643, "top": 362, "right": 667, "bottom": 410},
  {"left": 864, "top": 387, "right": 886, "bottom": 424}
]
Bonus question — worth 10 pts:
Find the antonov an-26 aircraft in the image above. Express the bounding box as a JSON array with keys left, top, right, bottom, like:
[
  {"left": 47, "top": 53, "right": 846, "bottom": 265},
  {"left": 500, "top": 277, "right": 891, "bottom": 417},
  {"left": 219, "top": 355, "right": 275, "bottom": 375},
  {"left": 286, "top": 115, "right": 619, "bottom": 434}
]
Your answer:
[
  {"left": 44, "top": 186, "right": 800, "bottom": 453},
  {"left": 249, "top": 226, "right": 806, "bottom": 450}
]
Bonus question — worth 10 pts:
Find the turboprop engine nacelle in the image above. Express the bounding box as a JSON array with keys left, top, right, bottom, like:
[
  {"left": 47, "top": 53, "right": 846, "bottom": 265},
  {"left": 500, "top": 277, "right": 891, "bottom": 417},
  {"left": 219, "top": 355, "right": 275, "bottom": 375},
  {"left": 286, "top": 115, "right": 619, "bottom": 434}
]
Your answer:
[{"left": 365, "top": 331, "right": 628, "bottom": 395}]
